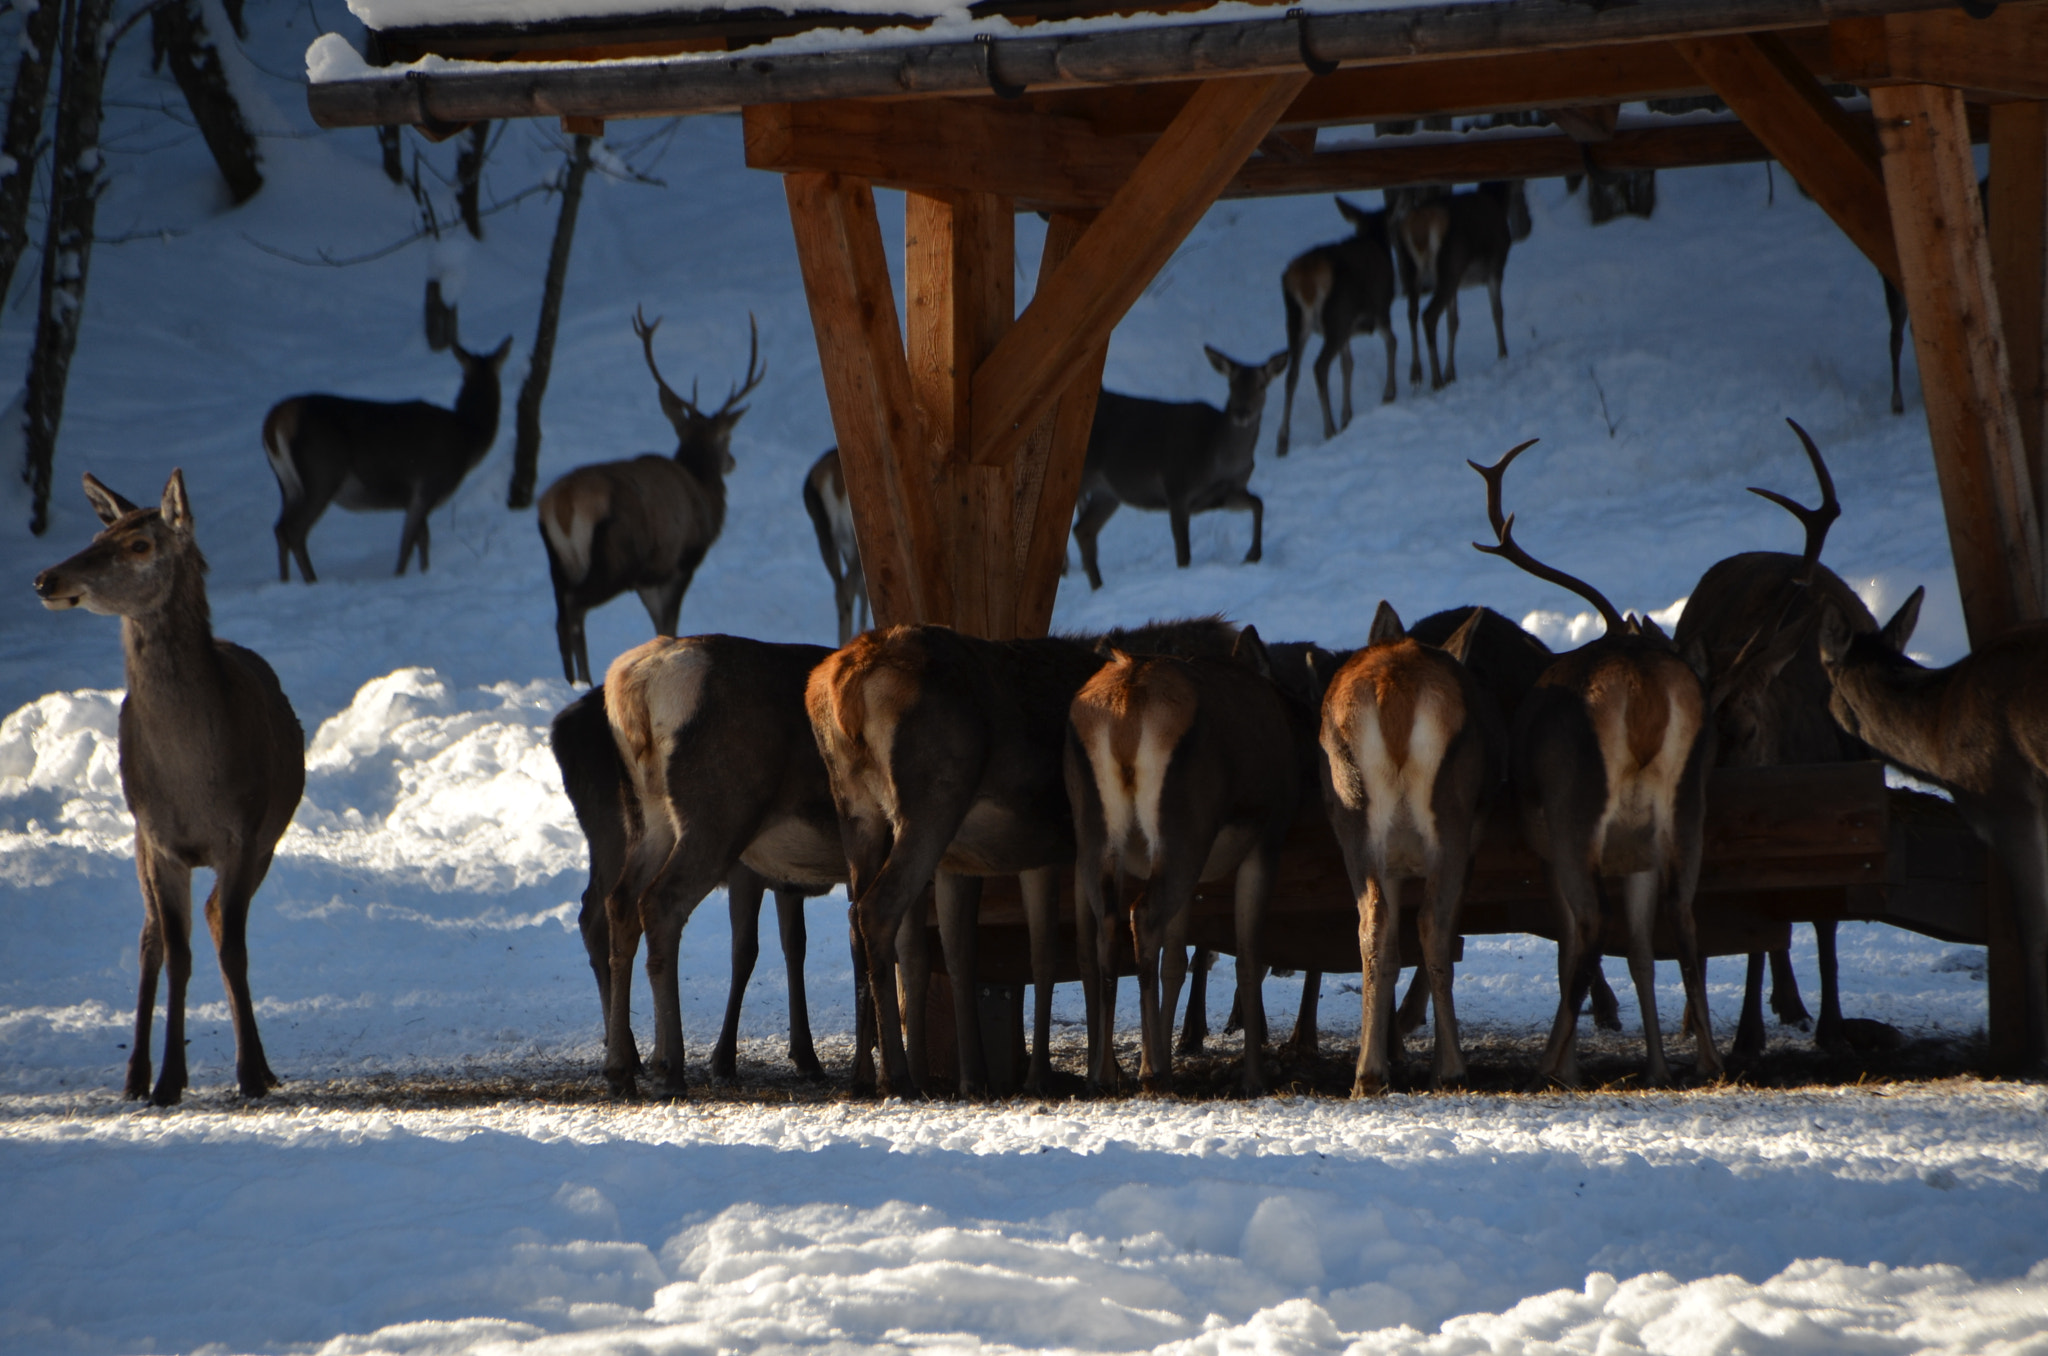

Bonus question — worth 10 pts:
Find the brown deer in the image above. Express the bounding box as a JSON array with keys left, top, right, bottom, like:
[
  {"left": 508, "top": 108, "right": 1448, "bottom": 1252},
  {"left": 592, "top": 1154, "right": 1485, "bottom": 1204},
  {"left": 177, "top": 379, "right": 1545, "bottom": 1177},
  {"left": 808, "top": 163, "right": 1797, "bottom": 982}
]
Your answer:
[
  {"left": 1274, "top": 197, "right": 1398, "bottom": 457},
  {"left": 1675, "top": 420, "right": 1895, "bottom": 1057},
  {"left": 1320, "top": 602, "right": 1501, "bottom": 1093},
  {"left": 806, "top": 617, "right": 1241, "bottom": 1098},
  {"left": 1817, "top": 594, "right": 2048, "bottom": 1070},
  {"left": 1472, "top": 441, "right": 1723, "bottom": 1088},
  {"left": 34, "top": 472, "right": 305, "bottom": 1106},
  {"left": 1072, "top": 348, "right": 1289, "bottom": 590},
  {"left": 539, "top": 309, "right": 764, "bottom": 685},
  {"left": 1394, "top": 182, "right": 1525, "bottom": 391},
  {"left": 1067, "top": 627, "right": 1315, "bottom": 1095},
  {"left": 803, "top": 448, "right": 868, "bottom": 645},
  {"left": 548, "top": 685, "right": 828, "bottom": 1089},
  {"left": 594, "top": 634, "right": 847, "bottom": 1097},
  {"left": 264, "top": 335, "right": 512, "bottom": 583}
]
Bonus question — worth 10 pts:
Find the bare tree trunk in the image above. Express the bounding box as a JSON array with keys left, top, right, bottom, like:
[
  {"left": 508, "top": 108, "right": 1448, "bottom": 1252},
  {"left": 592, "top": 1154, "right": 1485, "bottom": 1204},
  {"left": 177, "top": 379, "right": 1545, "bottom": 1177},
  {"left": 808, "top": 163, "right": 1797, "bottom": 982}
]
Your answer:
[
  {"left": 151, "top": 0, "right": 261, "bottom": 204},
  {"left": 23, "top": 0, "right": 115, "bottom": 534},
  {"left": 1586, "top": 168, "right": 1656, "bottom": 224},
  {"left": 455, "top": 120, "right": 489, "bottom": 239},
  {"left": 507, "top": 134, "right": 591, "bottom": 509},
  {"left": 0, "top": 0, "right": 64, "bottom": 307},
  {"left": 376, "top": 123, "right": 403, "bottom": 184}
]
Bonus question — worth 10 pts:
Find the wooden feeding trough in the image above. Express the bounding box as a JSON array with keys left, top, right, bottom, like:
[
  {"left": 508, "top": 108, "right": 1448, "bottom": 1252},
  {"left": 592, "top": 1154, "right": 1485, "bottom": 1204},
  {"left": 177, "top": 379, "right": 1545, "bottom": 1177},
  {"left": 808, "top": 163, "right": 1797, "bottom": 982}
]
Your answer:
[{"left": 306, "top": 0, "right": 2048, "bottom": 1068}]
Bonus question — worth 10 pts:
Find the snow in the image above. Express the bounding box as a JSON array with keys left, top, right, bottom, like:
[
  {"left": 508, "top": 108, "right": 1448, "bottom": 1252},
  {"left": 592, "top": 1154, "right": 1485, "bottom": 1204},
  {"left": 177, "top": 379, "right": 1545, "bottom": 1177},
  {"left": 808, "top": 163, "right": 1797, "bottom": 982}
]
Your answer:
[{"left": 0, "top": 1, "right": 2041, "bottom": 1352}]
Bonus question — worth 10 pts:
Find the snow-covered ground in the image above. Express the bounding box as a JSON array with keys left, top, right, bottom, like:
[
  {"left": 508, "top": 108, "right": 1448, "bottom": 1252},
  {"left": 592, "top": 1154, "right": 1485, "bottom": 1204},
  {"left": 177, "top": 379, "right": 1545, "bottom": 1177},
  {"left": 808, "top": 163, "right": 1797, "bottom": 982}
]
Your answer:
[{"left": 1, "top": 2, "right": 2042, "bottom": 1352}]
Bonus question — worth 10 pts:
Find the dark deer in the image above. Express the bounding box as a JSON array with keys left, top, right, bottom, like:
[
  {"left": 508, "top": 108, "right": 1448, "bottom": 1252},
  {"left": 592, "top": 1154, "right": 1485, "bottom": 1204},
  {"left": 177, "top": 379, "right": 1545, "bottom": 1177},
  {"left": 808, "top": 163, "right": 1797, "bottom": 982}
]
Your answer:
[
  {"left": 34, "top": 472, "right": 305, "bottom": 1105},
  {"left": 1274, "top": 197, "right": 1398, "bottom": 457},
  {"left": 1067, "top": 628, "right": 1314, "bottom": 1095},
  {"left": 806, "top": 617, "right": 1241, "bottom": 1098},
  {"left": 1320, "top": 603, "right": 1500, "bottom": 1093},
  {"left": 1071, "top": 348, "right": 1289, "bottom": 590},
  {"left": 539, "top": 309, "right": 764, "bottom": 685},
  {"left": 1675, "top": 420, "right": 1896, "bottom": 1057},
  {"left": 1473, "top": 441, "right": 1723, "bottom": 1088},
  {"left": 593, "top": 635, "right": 845, "bottom": 1096},
  {"left": 264, "top": 336, "right": 512, "bottom": 583},
  {"left": 1394, "top": 182, "right": 1525, "bottom": 391},
  {"left": 549, "top": 687, "right": 827, "bottom": 1088},
  {"left": 803, "top": 448, "right": 869, "bottom": 645},
  {"left": 1816, "top": 594, "right": 2047, "bottom": 1069}
]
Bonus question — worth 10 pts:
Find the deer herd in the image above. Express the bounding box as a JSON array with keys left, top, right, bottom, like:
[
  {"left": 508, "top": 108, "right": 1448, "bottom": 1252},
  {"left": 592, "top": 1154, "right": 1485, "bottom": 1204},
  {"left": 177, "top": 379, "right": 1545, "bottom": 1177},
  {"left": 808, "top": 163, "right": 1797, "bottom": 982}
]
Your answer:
[{"left": 28, "top": 181, "right": 2048, "bottom": 1107}]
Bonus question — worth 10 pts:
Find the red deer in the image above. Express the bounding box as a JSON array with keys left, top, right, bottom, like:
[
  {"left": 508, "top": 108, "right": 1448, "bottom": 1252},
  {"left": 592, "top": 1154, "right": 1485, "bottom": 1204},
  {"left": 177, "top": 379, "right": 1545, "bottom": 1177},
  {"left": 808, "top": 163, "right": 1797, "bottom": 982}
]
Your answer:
[
  {"left": 1071, "top": 349, "right": 1288, "bottom": 591},
  {"left": 264, "top": 335, "right": 512, "bottom": 583},
  {"left": 1394, "top": 182, "right": 1526, "bottom": 391},
  {"left": 548, "top": 685, "right": 829, "bottom": 1089},
  {"left": 807, "top": 618, "right": 1240, "bottom": 1098},
  {"left": 1320, "top": 602, "right": 1501, "bottom": 1093},
  {"left": 34, "top": 472, "right": 305, "bottom": 1105},
  {"left": 1067, "top": 627, "right": 1316, "bottom": 1094},
  {"left": 803, "top": 448, "right": 868, "bottom": 645},
  {"left": 1675, "top": 420, "right": 1897, "bottom": 1057},
  {"left": 593, "top": 635, "right": 848, "bottom": 1096},
  {"left": 1472, "top": 441, "right": 1723, "bottom": 1087},
  {"left": 1274, "top": 197, "right": 1398, "bottom": 457},
  {"left": 1817, "top": 594, "right": 2048, "bottom": 1070},
  {"left": 540, "top": 309, "right": 764, "bottom": 685}
]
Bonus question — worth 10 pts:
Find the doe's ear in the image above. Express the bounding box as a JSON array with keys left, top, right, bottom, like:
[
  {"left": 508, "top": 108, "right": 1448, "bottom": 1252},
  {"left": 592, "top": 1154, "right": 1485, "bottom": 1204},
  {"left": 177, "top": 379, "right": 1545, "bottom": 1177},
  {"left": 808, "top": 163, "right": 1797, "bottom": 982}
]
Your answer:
[
  {"left": 160, "top": 470, "right": 194, "bottom": 536},
  {"left": 81, "top": 473, "right": 136, "bottom": 526},
  {"left": 1204, "top": 344, "right": 1232, "bottom": 377},
  {"left": 1440, "top": 607, "right": 1484, "bottom": 665},
  {"left": 1882, "top": 586, "right": 1925, "bottom": 652},
  {"left": 1231, "top": 623, "right": 1273, "bottom": 679},
  {"left": 1815, "top": 600, "right": 1857, "bottom": 668},
  {"left": 1367, "top": 600, "right": 1405, "bottom": 647}
]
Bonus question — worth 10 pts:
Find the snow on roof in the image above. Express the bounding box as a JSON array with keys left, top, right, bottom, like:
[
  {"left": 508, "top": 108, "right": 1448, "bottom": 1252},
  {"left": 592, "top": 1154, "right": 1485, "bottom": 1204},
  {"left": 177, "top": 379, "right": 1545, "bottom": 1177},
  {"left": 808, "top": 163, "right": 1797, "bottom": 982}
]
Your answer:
[{"left": 344, "top": 0, "right": 1422, "bottom": 34}]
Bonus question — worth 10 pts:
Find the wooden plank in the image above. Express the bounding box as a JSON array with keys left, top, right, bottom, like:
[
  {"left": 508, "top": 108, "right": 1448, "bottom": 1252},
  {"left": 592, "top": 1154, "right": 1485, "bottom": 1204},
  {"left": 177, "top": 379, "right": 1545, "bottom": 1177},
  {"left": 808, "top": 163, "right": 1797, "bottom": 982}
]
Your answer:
[
  {"left": 782, "top": 172, "right": 950, "bottom": 627},
  {"left": 969, "top": 73, "right": 1310, "bottom": 471},
  {"left": 1674, "top": 31, "right": 1899, "bottom": 285},
  {"left": 1832, "top": 2, "right": 2048, "bottom": 101},
  {"left": 1875, "top": 83, "right": 2045, "bottom": 643},
  {"left": 1011, "top": 212, "right": 1104, "bottom": 638},
  {"left": 1989, "top": 102, "right": 2048, "bottom": 523}
]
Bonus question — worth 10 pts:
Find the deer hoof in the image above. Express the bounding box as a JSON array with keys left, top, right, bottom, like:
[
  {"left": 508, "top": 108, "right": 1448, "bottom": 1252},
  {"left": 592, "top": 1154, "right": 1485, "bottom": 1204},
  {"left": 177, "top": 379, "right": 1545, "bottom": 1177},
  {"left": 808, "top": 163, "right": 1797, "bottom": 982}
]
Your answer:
[
  {"left": 1350, "top": 1073, "right": 1391, "bottom": 1098},
  {"left": 1242, "top": 547, "right": 1262, "bottom": 565}
]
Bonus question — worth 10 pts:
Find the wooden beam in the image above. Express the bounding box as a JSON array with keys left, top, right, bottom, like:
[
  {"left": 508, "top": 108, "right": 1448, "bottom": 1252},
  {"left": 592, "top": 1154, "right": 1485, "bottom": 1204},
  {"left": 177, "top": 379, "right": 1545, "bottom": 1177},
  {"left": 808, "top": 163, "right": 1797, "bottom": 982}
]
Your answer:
[
  {"left": 1674, "top": 31, "right": 1899, "bottom": 285},
  {"left": 1989, "top": 102, "right": 2048, "bottom": 526},
  {"left": 1832, "top": 3, "right": 2048, "bottom": 101},
  {"left": 1874, "top": 84, "right": 2044, "bottom": 643},
  {"left": 968, "top": 73, "right": 1309, "bottom": 471},
  {"left": 1550, "top": 103, "right": 1620, "bottom": 143},
  {"left": 1011, "top": 213, "right": 1106, "bottom": 639},
  {"left": 782, "top": 172, "right": 949, "bottom": 627}
]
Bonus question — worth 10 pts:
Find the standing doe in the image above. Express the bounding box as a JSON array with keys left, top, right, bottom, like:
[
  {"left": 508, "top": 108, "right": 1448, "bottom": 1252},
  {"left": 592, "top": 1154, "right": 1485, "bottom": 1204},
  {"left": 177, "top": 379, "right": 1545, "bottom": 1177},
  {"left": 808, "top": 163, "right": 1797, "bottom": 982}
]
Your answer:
[
  {"left": 540, "top": 309, "right": 764, "bottom": 685},
  {"left": 1394, "top": 182, "right": 1525, "bottom": 390},
  {"left": 803, "top": 448, "right": 868, "bottom": 645},
  {"left": 265, "top": 335, "right": 512, "bottom": 582},
  {"left": 1274, "top": 197, "right": 1398, "bottom": 457},
  {"left": 34, "top": 472, "right": 305, "bottom": 1105}
]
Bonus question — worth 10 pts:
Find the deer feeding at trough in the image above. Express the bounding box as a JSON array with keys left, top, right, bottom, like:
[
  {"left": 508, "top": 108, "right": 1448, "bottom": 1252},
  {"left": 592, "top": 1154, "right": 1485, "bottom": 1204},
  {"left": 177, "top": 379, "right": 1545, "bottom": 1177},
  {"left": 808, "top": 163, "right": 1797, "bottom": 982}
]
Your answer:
[
  {"left": 803, "top": 448, "right": 868, "bottom": 645},
  {"left": 1392, "top": 181, "right": 1527, "bottom": 391},
  {"left": 1071, "top": 347, "right": 1288, "bottom": 591},
  {"left": 265, "top": 335, "right": 512, "bottom": 583},
  {"left": 807, "top": 617, "right": 1241, "bottom": 1099},
  {"left": 34, "top": 472, "right": 305, "bottom": 1106},
  {"left": 1274, "top": 196, "right": 1399, "bottom": 457},
  {"left": 539, "top": 309, "right": 764, "bottom": 685},
  {"left": 583, "top": 635, "right": 847, "bottom": 1097},
  {"left": 1319, "top": 602, "right": 1501, "bottom": 1094},
  {"left": 1067, "top": 627, "right": 1322, "bottom": 1096},
  {"left": 1472, "top": 440, "right": 1724, "bottom": 1088},
  {"left": 1675, "top": 420, "right": 1898, "bottom": 1058},
  {"left": 1816, "top": 592, "right": 2048, "bottom": 1071}
]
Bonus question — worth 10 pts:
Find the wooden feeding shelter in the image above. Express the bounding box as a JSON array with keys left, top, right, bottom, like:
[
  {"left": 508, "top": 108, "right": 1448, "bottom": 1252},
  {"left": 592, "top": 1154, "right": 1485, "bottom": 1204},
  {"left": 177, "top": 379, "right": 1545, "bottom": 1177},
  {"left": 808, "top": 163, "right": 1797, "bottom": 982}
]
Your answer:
[{"left": 308, "top": 0, "right": 2047, "bottom": 1071}]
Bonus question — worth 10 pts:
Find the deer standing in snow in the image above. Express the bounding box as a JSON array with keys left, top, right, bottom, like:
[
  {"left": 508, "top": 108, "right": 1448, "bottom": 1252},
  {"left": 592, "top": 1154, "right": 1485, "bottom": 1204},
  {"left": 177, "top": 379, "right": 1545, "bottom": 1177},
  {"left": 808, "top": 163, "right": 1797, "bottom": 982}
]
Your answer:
[
  {"left": 264, "top": 336, "right": 512, "bottom": 583},
  {"left": 1393, "top": 182, "right": 1525, "bottom": 391},
  {"left": 803, "top": 448, "right": 868, "bottom": 645},
  {"left": 1274, "top": 197, "right": 1399, "bottom": 457},
  {"left": 539, "top": 309, "right": 763, "bottom": 685},
  {"left": 34, "top": 472, "right": 305, "bottom": 1105}
]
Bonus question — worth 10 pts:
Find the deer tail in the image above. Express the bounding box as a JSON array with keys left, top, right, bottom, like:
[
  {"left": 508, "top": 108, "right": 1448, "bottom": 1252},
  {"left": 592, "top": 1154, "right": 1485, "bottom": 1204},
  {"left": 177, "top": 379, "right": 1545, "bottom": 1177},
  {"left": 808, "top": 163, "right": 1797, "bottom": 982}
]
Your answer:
[
  {"left": 540, "top": 477, "right": 608, "bottom": 586},
  {"left": 262, "top": 404, "right": 304, "bottom": 505}
]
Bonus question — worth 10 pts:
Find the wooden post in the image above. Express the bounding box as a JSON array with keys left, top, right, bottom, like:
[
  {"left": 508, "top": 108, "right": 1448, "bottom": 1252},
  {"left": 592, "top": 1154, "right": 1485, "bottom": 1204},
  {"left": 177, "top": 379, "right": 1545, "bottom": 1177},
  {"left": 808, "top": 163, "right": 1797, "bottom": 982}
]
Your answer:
[
  {"left": 1873, "top": 84, "right": 2044, "bottom": 644},
  {"left": 1989, "top": 102, "right": 2048, "bottom": 528}
]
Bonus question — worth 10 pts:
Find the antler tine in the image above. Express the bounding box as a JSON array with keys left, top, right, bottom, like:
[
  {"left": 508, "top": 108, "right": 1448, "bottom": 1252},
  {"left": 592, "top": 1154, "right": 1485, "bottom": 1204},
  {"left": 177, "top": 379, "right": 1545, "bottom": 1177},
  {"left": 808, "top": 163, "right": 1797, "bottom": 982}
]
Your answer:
[
  {"left": 632, "top": 305, "right": 696, "bottom": 415},
  {"left": 1744, "top": 419, "right": 1840, "bottom": 579},
  {"left": 717, "top": 313, "right": 767, "bottom": 417},
  {"left": 1467, "top": 438, "right": 1628, "bottom": 635}
]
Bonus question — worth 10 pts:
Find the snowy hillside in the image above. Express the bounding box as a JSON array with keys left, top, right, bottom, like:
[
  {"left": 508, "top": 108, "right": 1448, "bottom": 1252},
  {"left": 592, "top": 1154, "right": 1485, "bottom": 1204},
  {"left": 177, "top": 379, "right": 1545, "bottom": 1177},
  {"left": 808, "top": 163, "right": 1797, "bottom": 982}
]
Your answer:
[{"left": 0, "top": 1, "right": 2041, "bottom": 1352}]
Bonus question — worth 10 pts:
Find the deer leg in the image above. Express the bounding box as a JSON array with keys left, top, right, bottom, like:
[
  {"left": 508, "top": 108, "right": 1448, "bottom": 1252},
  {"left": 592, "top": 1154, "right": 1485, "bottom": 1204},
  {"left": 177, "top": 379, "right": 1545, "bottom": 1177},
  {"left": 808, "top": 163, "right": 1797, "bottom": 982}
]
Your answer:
[
  {"left": 1444, "top": 292, "right": 1463, "bottom": 385},
  {"left": 1406, "top": 288, "right": 1424, "bottom": 387},
  {"left": 1587, "top": 960, "right": 1622, "bottom": 1030},
  {"left": 601, "top": 835, "right": 657, "bottom": 1095},
  {"left": 1277, "top": 297, "right": 1309, "bottom": 457},
  {"left": 1813, "top": 924, "right": 1871, "bottom": 1051},
  {"left": 1734, "top": 951, "right": 1769, "bottom": 1058},
  {"left": 855, "top": 805, "right": 968, "bottom": 1099},
  {"left": 1537, "top": 855, "right": 1601, "bottom": 1090},
  {"left": 1622, "top": 869, "right": 1671, "bottom": 1089},
  {"left": 1768, "top": 946, "right": 1812, "bottom": 1030},
  {"left": 1169, "top": 502, "right": 1193, "bottom": 569},
  {"left": 274, "top": 491, "right": 331, "bottom": 585},
  {"left": 1985, "top": 802, "right": 2048, "bottom": 1069},
  {"left": 849, "top": 900, "right": 878, "bottom": 1095},
  {"left": 1337, "top": 338, "right": 1356, "bottom": 432},
  {"left": 1177, "top": 946, "right": 1211, "bottom": 1055},
  {"left": 1077, "top": 863, "right": 1125, "bottom": 1091},
  {"left": 777, "top": 891, "right": 823, "bottom": 1077},
  {"left": 126, "top": 852, "right": 168, "bottom": 1101},
  {"left": 1072, "top": 492, "right": 1119, "bottom": 591},
  {"left": 1422, "top": 847, "right": 1473, "bottom": 1089},
  {"left": 1353, "top": 874, "right": 1404, "bottom": 1096},
  {"left": 1020, "top": 865, "right": 1060, "bottom": 1096},
  {"left": 637, "top": 832, "right": 740, "bottom": 1098},
  {"left": 139, "top": 850, "right": 196, "bottom": 1106},
  {"left": 1379, "top": 323, "right": 1398, "bottom": 404},
  {"left": 206, "top": 849, "right": 280, "bottom": 1098},
  {"left": 712, "top": 866, "right": 767, "bottom": 1082},
  {"left": 1290, "top": 971, "right": 1321, "bottom": 1059},
  {"left": 1395, "top": 965, "right": 1431, "bottom": 1036},
  {"left": 1215, "top": 487, "right": 1263, "bottom": 565},
  {"left": 395, "top": 488, "right": 432, "bottom": 576},
  {"left": 557, "top": 599, "right": 590, "bottom": 688},
  {"left": 834, "top": 573, "right": 857, "bottom": 647},
  {"left": 897, "top": 889, "right": 932, "bottom": 1090},
  {"left": 934, "top": 871, "right": 988, "bottom": 1098},
  {"left": 1487, "top": 274, "right": 1507, "bottom": 360},
  {"left": 1157, "top": 900, "right": 1194, "bottom": 1094},
  {"left": 1312, "top": 335, "right": 1344, "bottom": 440},
  {"left": 1422, "top": 290, "right": 1448, "bottom": 391},
  {"left": 1232, "top": 845, "right": 1277, "bottom": 1096}
]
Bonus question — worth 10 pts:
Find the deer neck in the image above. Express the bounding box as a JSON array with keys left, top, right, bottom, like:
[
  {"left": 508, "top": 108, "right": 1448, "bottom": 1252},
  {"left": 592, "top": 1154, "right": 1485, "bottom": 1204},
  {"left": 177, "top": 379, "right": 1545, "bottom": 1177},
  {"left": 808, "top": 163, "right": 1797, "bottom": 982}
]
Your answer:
[
  {"left": 673, "top": 438, "right": 733, "bottom": 502},
  {"left": 1832, "top": 656, "right": 1952, "bottom": 786},
  {"left": 453, "top": 372, "right": 503, "bottom": 458},
  {"left": 119, "top": 571, "right": 221, "bottom": 708}
]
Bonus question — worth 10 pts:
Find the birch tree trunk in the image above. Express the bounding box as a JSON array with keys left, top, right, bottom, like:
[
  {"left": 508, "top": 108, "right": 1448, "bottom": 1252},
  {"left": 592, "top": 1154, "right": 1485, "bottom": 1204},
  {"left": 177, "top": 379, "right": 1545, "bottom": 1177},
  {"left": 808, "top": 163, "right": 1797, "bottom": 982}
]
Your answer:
[
  {"left": 507, "top": 135, "right": 592, "bottom": 509},
  {"left": 0, "top": 0, "right": 64, "bottom": 307},
  {"left": 23, "top": 0, "right": 114, "bottom": 534},
  {"left": 151, "top": 0, "right": 261, "bottom": 204}
]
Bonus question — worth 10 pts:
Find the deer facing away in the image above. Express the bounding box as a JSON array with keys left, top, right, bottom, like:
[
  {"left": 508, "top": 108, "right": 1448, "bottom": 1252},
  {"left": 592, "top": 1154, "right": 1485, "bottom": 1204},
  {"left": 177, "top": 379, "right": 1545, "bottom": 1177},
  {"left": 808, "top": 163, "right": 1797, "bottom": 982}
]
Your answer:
[
  {"left": 1274, "top": 196, "right": 1399, "bottom": 458},
  {"left": 34, "top": 471, "right": 305, "bottom": 1105},
  {"left": 1072, "top": 347, "right": 1288, "bottom": 590},
  {"left": 265, "top": 335, "right": 512, "bottom": 583},
  {"left": 540, "top": 309, "right": 764, "bottom": 685},
  {"left": 803, "top": 447, "right": 869, "bottom": 645},
  {"left": 1392, "top": 181, "right": 1526, "bottom": 391}
]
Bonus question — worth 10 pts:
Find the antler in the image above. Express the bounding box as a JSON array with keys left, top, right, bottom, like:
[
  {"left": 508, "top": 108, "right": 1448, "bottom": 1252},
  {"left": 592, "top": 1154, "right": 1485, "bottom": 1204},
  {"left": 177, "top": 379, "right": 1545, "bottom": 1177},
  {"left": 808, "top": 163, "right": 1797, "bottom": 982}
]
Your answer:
[
  {"left": 712, "top": 314, "right": 766, "bottom": 419},
  {"left": 632, "top": 306, "right": 693, "bottom": 418},
  {"left": 1469, "top": 438, "right": 1628, "bottom": 636},
  {"left": 1745, "top": 418, "right": 1840, "bottom": 581}
]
